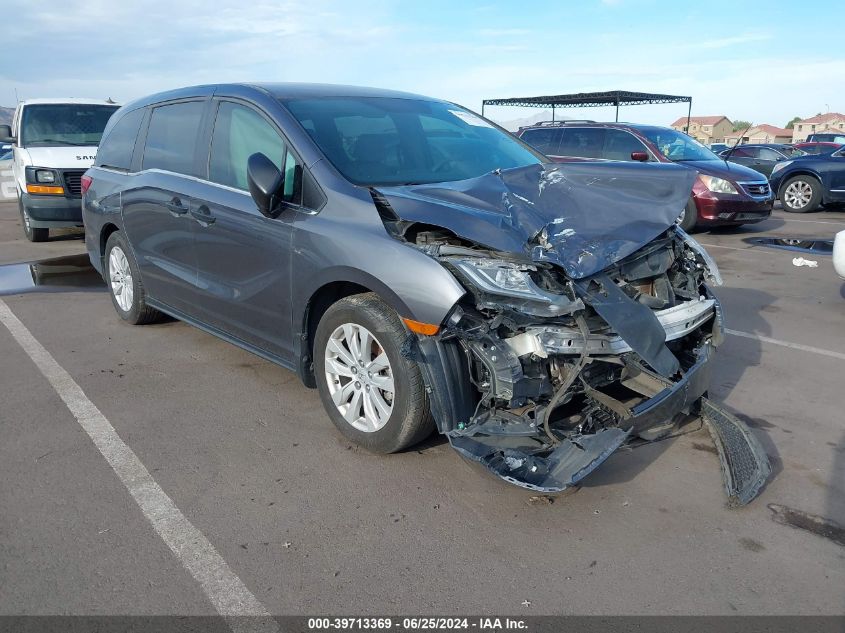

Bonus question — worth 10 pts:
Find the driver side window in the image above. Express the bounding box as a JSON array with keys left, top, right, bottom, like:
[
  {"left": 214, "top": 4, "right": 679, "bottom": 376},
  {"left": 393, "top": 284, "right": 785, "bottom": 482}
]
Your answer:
[{"left": 209, "top": 101, "right": 302, "bottom": 204}]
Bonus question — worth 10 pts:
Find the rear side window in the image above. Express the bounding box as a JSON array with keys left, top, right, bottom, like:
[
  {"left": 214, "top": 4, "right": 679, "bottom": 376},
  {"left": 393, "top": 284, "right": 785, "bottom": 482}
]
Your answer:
[
  {"left": 96, "top": 109, "right": 144, "bottom": 171},
  {"left": 520, "top": 128, "right": 563, "bottom": 155},
  {"left": 757, "top": 148, "right": 781, "bottom": 160},
  {"left": 559, "top": 128, "right": 606, "bottom": 159},
  {"left": 142, "top": 101, "right": 205, "bottom": 175},
  {"left": 209, "top": 101, "right": 302, "bottom": 204},
  {"left": 731, "top": 147, "right": 755, "bottom": 158}
]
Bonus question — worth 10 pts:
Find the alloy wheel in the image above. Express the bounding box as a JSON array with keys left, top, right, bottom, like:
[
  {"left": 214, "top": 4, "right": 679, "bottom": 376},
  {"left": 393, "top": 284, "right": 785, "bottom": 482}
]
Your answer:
[
  {"left": 783, "top": 180, "right": 813, "bottom": 210},
  {"left": 108, "top": 246, "right": 134, "bottom": 312},
  {"left": 324, "top": 323, "right": 395, "bottom": 433}
]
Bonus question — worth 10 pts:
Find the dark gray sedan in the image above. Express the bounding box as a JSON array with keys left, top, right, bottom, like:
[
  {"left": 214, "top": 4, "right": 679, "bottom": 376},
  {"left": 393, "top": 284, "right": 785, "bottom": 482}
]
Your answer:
[
  {"left": 719, "top": 143, "right": 805, "bottom": 177},
  {"left": 81, "top": 83, "right": 768, "bottom": 501}
]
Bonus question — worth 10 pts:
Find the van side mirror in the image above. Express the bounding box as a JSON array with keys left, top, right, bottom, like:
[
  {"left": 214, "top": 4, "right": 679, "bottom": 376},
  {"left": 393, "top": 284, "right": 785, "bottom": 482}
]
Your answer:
[
  {"left": 0, "top": 125, "right": 14, "bottom": 143},
  {"left": 631, "top": 151, "right": 649, "bottom": 162},
  {"left": 247, "top": 152, "right": 284, "bottom": 218}
]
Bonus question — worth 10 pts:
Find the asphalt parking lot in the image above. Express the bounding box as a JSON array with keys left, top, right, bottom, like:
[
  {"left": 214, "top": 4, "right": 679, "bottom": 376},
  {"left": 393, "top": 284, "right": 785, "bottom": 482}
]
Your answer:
[{"left": 0, "top": 199, "right": 843, "bottom": 617}]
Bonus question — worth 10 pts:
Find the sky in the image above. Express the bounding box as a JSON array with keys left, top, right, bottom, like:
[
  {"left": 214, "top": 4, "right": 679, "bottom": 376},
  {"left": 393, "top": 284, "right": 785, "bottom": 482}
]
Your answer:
[{"left": 3, "top": 0, "right": 844, "bottom": 128}]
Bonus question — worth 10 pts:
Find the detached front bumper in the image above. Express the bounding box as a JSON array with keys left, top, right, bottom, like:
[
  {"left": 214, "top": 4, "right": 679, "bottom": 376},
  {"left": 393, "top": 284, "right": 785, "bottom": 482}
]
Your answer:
[{"left": 448, "top": 341, "right": 715, "bottom": 493}]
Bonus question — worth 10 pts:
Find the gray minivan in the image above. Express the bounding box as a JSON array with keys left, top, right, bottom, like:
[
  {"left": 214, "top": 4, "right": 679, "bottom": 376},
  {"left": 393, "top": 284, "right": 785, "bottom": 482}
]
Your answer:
[{"left": 82, "top": 83, "right": 769, "bottom": 501}]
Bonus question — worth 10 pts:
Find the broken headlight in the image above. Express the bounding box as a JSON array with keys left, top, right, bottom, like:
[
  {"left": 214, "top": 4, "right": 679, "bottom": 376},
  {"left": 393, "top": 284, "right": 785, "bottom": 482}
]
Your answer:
[
  {"left": 675, "top": 227, "right": 724, "bottom": 286},
  {"left": 450, "top": 257, "right": 582, "bottom": 316},
  {"left": 451, "top": 258, "right": 546, "bottom": 300}
]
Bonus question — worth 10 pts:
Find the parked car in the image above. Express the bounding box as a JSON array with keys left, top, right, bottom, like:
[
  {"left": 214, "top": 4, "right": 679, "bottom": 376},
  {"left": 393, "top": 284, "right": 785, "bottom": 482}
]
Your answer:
[
  {"left": 806, "top": 132, "right": 845, "bottom": 144},
  {"left": 81, "top": 83, "right": 768, "bottom": 501},
  {"left": 769, "top": 146, "right": 845, "bottom": 212},
  {"left": 717, "top": 143, "right": 806, "bottom": 177},
  {"left": 515, "top": 121, "right": 773, "bottom": 232},
  {"left": 709, "top": 143, "right": 728, "bottom": 153},
  {"left": 0, "top": 98, "right": 120, "bottom": 242},
  {"left": 794, "top": 141, "right": 843, "bottom": 155}
]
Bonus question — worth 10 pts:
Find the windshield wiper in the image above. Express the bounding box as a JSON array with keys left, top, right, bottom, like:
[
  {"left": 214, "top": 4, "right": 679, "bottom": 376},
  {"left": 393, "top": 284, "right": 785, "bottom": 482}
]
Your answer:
[{"left": 28, "top": 139, "right": 91, "bottom": 146}]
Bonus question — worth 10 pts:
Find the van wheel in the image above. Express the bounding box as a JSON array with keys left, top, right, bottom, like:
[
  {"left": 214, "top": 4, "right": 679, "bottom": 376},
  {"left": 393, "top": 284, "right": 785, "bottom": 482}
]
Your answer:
[
  {"left": 19, "top": 195, "right": 48, "bottom": 242},
  {"left": 314, "top": 293, "right": 434, "bottom": 453},
  {"left": 677, "top": 198, "right": 698, "bottom": 232},
  {"left": 104, "top": 231, "right": 162, "bottom": 325},
  {"left": 780, "top": 175, "right": 821, "bottom": 213}
]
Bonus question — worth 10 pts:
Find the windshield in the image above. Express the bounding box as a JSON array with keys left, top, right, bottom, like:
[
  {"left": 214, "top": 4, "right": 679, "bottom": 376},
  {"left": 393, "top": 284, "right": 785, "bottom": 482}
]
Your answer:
[
  {"left": 640, "top": 128, "right": 719, "bottom": 162},
  {"left": 284, "top": 97, "right": 542, "bottom": 186},
  {"left": 20, "top": 104, "right": 119, "bottom": 147}
]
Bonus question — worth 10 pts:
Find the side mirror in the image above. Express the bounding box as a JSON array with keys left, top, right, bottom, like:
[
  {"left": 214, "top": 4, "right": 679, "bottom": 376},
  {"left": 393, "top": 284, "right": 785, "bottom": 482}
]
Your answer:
[
  {"left": 247, "top": 152, "right": 284, "bottom": 218},
  {"left": 631, "top": 151, "right": 649, "bottom": 162},
  {"left": 0, "top": 124, "right": 14, "bottom": 143}
]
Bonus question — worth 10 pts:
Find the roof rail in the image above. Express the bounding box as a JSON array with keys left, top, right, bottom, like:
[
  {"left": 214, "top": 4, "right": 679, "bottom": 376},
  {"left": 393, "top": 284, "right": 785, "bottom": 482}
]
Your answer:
[{"left": 519, "top": 119, "right": 597, "bottom": 129}]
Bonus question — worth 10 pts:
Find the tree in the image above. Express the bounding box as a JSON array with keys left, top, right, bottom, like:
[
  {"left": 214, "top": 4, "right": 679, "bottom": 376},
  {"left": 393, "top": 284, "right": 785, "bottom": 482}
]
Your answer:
[
  {"left": 785, "top": 116, "right": 801, "bottom": 129},
  {"left": 732, "top": 120, "right": 752, "bottom": 131}
]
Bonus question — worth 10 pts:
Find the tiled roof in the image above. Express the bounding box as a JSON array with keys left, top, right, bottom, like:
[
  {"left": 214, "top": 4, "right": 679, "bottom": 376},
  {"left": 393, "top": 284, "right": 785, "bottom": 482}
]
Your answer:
[
  {"left": 797, "top": 112, "right": 845, "bottom": 124},
  {"left": 670, "top": 115, "right": 728, "bottom": 127},
  {"left": 725, "top": 124, "right": 791, "bottom": 138}
]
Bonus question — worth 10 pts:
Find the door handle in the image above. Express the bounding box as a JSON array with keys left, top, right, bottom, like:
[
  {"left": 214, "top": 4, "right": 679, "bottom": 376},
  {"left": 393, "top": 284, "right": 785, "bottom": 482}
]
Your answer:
[
  {"left": 190, "top": 204, "right": 216, "bottom": 227},
  {"left": 166, "top": 198, "right": 189, "bottom": 216}
]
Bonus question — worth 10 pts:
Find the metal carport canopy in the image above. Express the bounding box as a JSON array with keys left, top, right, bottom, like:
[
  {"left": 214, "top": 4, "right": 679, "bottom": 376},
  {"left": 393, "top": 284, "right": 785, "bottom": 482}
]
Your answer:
[{"left": 482, "top": 90, "right": 692, "bottom": 124}]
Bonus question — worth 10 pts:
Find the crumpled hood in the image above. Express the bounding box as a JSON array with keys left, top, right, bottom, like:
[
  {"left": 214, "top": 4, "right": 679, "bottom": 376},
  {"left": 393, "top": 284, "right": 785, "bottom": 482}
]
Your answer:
[{"left": 376, "top": 161, "right": 696, "bottom": 279}]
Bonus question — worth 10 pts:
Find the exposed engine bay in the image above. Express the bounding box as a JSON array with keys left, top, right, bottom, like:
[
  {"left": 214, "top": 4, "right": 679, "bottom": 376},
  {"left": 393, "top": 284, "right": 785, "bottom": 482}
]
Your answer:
[{"left": 375, "top": 162, "right": 770, "bottom": 504}]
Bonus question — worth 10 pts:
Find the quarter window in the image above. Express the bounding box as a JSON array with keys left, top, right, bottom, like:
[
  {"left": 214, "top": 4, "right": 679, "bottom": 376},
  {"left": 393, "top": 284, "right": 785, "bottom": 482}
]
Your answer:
[
  {"left": 519, "top": 128, "right": 563, "bottom": 155},
  {"left": 209, "top": 101, "right": 301, "bottom": 204},
  {"left": 96, "top": 108, "right": 144, "bottom": 171},
  {"left": 142, "top": 101, "right": 205, "bottom": 175}
]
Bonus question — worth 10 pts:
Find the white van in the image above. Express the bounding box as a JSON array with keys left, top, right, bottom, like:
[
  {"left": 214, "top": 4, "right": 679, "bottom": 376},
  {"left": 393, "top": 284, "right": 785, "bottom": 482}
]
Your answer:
[{"left": 0, "top": 98, "right": 120, "bottom": 241}]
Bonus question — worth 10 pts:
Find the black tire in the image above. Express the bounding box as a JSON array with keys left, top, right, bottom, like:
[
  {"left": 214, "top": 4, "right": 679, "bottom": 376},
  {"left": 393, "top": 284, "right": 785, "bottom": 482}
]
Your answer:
[
  {"left": 19, "top": 193, "right": 48, "bottom": 242},
  {"left": 677, "top": 197, "right": 698, "bottom": 232},
  {"left": 779, "top": 175, "right": 822, "bottom": 213},
  {"left": 104, "top": 231, "right": 162, "bottom": 325},
  {"left": 314, "top": 292, "right": 434, "bottom": 453}
]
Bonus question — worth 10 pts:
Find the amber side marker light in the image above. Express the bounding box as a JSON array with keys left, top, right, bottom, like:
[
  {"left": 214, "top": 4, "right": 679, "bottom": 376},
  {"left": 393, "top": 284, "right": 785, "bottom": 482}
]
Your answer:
[
  {"left": 26, "top": 184, "right": 65, "bottom": 195},
  {"left": 402, "top": 318, "right": 440, "bottom": 336}
]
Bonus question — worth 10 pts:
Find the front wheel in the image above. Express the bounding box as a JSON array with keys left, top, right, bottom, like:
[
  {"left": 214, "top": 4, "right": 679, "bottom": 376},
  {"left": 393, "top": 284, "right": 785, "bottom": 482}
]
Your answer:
[
  {"left": 314, "top": 293, "right": 434, "bottom": 453},
  {"left": 104, "top": 231, "right": 162, "bottom": 325},
  {"left": 780, "top": 175, "right": 821, "bottom": 213},
  {"left": 677, "top": 197, "right": 698, "bottom": 232},
  {"left": 19, "top": 194, "right": 48, "bottom": 242}
]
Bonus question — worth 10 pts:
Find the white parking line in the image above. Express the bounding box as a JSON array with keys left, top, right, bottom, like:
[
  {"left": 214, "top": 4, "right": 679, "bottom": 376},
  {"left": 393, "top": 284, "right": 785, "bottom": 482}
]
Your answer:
[
  {"left": 0, "top": 299, "right": 279, "bottom": 633},
  {"left": 726, "top": 328, "right": 845, "bottom": 361}
]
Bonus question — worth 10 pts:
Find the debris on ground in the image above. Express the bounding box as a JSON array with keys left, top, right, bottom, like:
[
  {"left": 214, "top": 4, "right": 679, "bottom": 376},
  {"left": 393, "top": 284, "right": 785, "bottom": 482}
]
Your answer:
[{"left": 792, "top": 257, "right": 819, "bottom": 268}]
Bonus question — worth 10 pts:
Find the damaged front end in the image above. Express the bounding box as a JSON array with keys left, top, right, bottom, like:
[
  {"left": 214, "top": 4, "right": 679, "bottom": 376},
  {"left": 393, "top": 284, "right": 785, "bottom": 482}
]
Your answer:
[{"left": 379, "top": 163, "right": 770, "bottom": 505}]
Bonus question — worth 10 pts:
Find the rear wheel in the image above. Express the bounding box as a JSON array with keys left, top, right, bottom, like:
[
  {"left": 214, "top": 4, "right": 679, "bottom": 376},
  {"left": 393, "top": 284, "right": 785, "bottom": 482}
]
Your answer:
[
  {"left": 104, "top": 231, "right": 162, "bottom": 325},
  {"left": 677, "top": 197, "right": 698, "bottom": 232},
  {"left": 19, "top": 193, "right": 48, "bottom": 242},
  {"left": 314, "top": 293, "right": 434, "bottom": 453},
  {"left": 780, "top": 175, "right": 821, "bottom": 213}
]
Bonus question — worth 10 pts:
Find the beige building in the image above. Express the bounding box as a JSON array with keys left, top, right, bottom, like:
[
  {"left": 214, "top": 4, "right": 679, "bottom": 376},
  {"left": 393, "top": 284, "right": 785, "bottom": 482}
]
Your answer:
[
  {"left": 724, "top": 124, "right": 792, "bottom": 146},
  {"left": 670, "top": 115, "right": 733, "bottom": 145},
  {"left": 791, "top": 112, "right": 845, "bottom": 142}
]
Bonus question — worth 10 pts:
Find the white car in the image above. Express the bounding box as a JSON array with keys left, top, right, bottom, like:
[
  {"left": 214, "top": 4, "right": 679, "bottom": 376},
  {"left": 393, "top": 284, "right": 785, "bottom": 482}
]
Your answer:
[
  {"left": 0, "top": 98, "right": 119, "bottom": 241},
  {"left": 834, "top": 229, "right": 845, "bottom": 279}
]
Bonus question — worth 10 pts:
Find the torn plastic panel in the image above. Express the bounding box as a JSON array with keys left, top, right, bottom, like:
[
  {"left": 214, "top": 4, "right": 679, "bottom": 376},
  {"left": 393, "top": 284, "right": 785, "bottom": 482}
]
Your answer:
[{"left": 376, "top": 161, "right": 697, "bottom": 279}]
